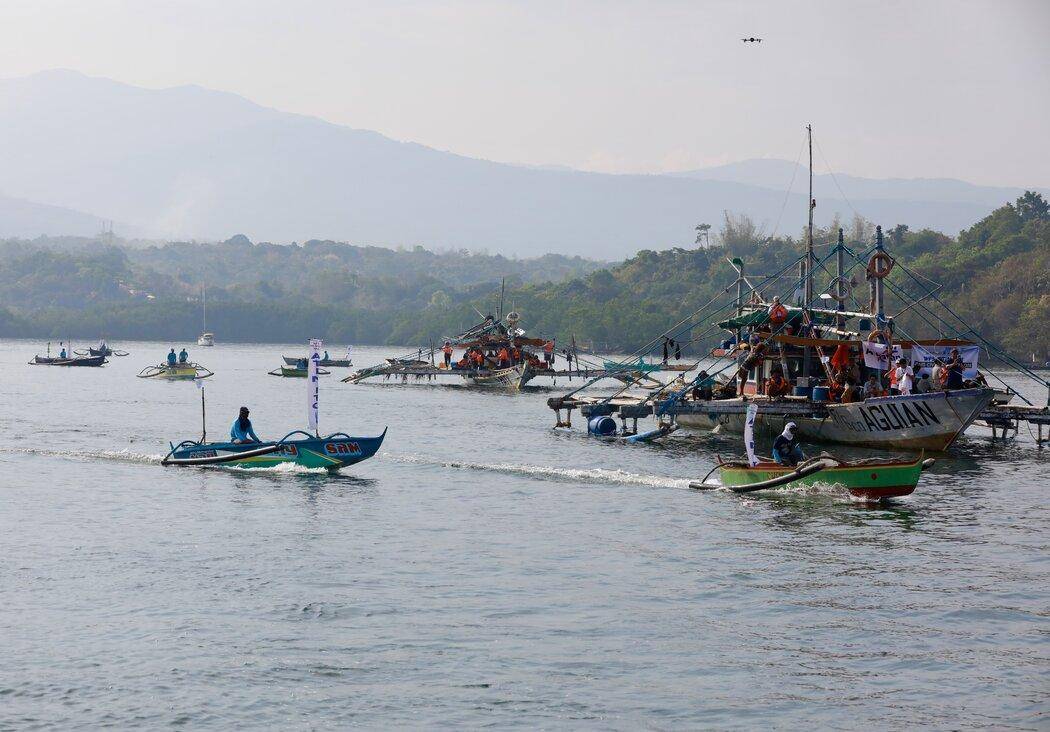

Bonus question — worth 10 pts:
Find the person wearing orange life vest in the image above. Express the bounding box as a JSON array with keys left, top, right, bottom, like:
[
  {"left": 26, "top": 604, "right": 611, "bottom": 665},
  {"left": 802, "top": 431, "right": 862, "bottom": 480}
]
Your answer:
[
  {"left": 497, "top": 346, "right": 511, "bottom": 368},
  {"left": 442, "top": 341, "right": 453, "bottom": 367},
  {"left": 767, "top": 295, "right": 789, "bottom": 325},
  {"left": 472, "top": 350, "right": 485, "bottom": 369},
  {"left": 543, "top": 339, "right": 555, "bottom": 369},
  {"left": 765, "top": 367, "right": 791, "bottom": 398}
]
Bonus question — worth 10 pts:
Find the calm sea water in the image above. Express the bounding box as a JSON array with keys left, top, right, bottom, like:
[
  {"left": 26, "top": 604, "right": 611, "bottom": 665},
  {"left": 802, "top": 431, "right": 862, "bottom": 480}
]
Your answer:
[{"left": 1, "top": 339, "right": 1047, "bottom": 729}]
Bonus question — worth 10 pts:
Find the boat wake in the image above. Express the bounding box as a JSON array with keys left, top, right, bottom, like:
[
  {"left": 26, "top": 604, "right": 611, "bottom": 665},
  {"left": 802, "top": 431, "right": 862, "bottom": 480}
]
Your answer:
[
  {"left": 0, "top": 446, "right": 163, "bottom": 465},
  {"left": 381, "top": 452, "right": 692, "bottom": 489}
]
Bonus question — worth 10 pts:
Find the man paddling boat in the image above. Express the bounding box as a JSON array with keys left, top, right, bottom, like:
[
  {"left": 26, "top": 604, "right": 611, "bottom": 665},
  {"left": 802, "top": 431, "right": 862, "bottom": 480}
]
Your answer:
[{"left": 772, "top": 422, "right": 805, "bottom": 466}]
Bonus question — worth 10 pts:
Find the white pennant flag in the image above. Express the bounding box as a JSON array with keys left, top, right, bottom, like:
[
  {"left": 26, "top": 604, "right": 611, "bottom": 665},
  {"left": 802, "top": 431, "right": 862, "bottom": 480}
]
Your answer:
[{"left": 744, "top": 403, "right": 759, "bottom": 467}]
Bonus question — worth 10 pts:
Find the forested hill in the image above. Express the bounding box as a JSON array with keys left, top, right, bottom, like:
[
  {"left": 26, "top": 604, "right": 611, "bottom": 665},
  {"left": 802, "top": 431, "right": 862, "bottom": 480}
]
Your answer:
[{"left": 1, "top": 194, "right": 1047, "bottom": 362}]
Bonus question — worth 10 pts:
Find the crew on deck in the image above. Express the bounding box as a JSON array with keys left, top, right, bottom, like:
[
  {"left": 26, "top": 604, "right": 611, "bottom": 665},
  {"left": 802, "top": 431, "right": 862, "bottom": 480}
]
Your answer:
[
  {"left": 765, "top": 366, "right": 791, "bottom": 398},
  {"left": 772, "top": 422, "right": 805, "bottom": 467},
  {"left": 497, "top": 346, "right": 511, "bottom": 368},
  {"left": 296, "top": 357, "right": 307, "bottom": 369},
  {"left": 442, "top": 341, "right": 453, "bottom": 367},
  {"left": 167, "top": 348, "right": 177, "bottom": 365},
  {"left": 179, "top": 348, "right": 189, "bottom": 364},
  {"left": 543, "top": 339, "right": 555, "bottom": 368},
  {"left": 230, "top": 406, "right": 260, "bottom": 444},
  {"left": 59, "top": 347, "right": 67, "bottom": 359},
  {"left": 945, "top": 349, "right": 965, "bottom": 390}
]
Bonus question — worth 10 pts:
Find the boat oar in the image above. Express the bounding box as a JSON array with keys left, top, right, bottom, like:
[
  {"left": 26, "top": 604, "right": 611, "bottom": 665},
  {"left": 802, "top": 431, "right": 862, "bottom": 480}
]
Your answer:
[{"left": 161, "top": 443, "right": 284, "bottom": 466}]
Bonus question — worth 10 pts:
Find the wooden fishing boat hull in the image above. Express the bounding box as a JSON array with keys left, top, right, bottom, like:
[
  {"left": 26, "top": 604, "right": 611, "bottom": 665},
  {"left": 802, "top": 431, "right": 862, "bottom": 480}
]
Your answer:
[
  {"left": 283, "top": 356, "right": 351, "bottom": 367},
  {"left": 671, "top": 388, "right": 995, "bottom": 451},
  {"left": 137, "top": 363, "right": 214, "bottom": 379},
  {"left": 462, "top": 363, "right": 536, "bottom": 390},
  {"left": 719, "top": 456, "right": 925, "bottom": 500},
  {"left": 270, "top": 366, "right": 331, "bottom": 378},
  {"left": 164, "top": 430, "right": 386, "bottom": 470},
  {"left": 30, "top": 355, "right": 107, "bottom": 367}
]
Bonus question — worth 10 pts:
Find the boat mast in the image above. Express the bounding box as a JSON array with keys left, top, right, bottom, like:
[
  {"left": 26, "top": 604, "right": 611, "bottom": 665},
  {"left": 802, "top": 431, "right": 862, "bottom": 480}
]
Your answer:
[
  {"left": 801, "top": 124, "right": 815, "bottom": 377},
  {"left": 836, "top": 228, "right": 845, "bottom": 333},
  {"left": 202, "top": 285, "right": 207, "bottom": 332},
  {"left": 806, "top": 123, "right": 815, "bottom": 308}
]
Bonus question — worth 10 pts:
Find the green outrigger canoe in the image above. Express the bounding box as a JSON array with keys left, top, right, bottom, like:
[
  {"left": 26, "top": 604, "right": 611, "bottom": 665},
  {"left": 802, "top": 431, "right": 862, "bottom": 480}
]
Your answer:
[{"left": 692, "top": 454, "right": 932, "bottom": 501}]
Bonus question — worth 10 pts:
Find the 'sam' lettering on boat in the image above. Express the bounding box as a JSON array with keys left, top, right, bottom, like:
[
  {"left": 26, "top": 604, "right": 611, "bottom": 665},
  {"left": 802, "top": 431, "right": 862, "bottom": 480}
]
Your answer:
[{"left": 325, "top": 442, "right": 361, "bottom": 455}]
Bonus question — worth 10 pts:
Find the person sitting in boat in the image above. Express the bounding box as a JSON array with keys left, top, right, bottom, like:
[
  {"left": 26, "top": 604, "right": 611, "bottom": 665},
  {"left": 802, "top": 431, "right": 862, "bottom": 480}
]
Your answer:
[
  {"left": 230, "top": 407, "right": 260, "bottom": 444},
  {"left": 59, "top": 347, "right": 67, "bottom": 359},
  {"left": 497, "top": 346, "right": 511, "bottom": 368},
  {"left": 179, "top": 348, "right": 189, "bottom": 364},
  {"left": 167, "top": 348, "right": 177, "bottom": 366},
  {"left": 765, "top": 367, "right": 791, "bottom": 399},
  {"left": 442, "top": 341, "right": 453, "bottom": 367},
  {"left": 472, "top": 349, "right": 485, "bottom": 369},
  {"left": 323, "top": 350, "right": 330, "bottom": 362},
  {"left": 862, "top": 373, "right": 882, "bottom": 400},
  {"left": 772, "top": 422, "right": 805, "bottom": 467},
  {"left": 296, "top": 357, "right": 308, "bottom": 369},
  {"left": 828, "top": 375, "right": 845, "bottom": 402},
  {"left": 840, "top": 377, "right": 860, "bottom": 404},
  {"left": 914, "top": 372, "right": 933, "bottom": 394}
]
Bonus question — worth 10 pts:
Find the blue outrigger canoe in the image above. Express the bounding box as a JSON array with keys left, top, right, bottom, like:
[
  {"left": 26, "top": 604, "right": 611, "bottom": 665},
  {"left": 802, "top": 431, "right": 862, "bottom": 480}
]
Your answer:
[{"left": 162, "top": 429, "right": 386, "bottom": 470}]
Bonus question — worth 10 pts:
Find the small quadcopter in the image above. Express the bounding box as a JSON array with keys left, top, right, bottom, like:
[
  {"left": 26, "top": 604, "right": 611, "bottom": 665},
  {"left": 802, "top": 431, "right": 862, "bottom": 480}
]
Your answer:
[{"left": 741, "top": 37, "right": 763, "bottom": 43}]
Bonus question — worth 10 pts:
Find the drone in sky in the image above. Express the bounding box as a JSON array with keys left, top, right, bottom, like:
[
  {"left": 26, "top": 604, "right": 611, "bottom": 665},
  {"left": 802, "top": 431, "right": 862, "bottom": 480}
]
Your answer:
[{"left": 741, "top": 37, "right": 763, "bottom": 43}]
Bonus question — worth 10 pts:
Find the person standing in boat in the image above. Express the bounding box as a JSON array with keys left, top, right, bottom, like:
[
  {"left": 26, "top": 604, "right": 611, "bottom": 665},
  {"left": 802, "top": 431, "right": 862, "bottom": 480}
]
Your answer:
[
  {"left": 230, "top": 407, "right": 260, "bottom": 444},
  {"left": 179, "top": 347, "right": 189, "bottom": 364},
  {"left": 543, "top": 339, "right": 555, "bottom": 369},
  {"left": 59, "top": 345, "right": 67, "bottom": 359},
  {"left": 442, "top": 341, "right": 453, "bottom": 368},
  {"left": 894, "top": 358, "right": 914, "bottom": 395},
  {"left": 167, "top": 348, "right": 177, "bottom": 366},
  {"left": 772, "top": 422, "right": 805, "bottom": 467}
]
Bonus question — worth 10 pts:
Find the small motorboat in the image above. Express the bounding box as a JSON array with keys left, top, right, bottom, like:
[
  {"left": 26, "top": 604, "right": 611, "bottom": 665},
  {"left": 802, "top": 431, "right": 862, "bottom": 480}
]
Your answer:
[
  {"left": 691, "top": 454, "right": 933, "bottom": 501},
  {"left": 162, "top": 429, "right": 386, "bottom": 471},
  {"left": 197, "top": 332, "right": 215, "bottom": 347},
  {"left": 29, "top": 354, "right": 107, "bottom": 367},
  {"left": 269, "top": 365, "right": 331, "bottom": 378},
  {"left": 137, "top": 362, "right": 215, "bottom": 380},
  {"left": 283, "top": 356, "right": 351, "bottom": 368}
]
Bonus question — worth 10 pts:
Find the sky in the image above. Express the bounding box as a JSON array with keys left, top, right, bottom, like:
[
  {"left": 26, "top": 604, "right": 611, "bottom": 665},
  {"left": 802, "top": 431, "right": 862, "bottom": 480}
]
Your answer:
[{"left": 1, "top": 0, "right": 1048, "bottom": 187}]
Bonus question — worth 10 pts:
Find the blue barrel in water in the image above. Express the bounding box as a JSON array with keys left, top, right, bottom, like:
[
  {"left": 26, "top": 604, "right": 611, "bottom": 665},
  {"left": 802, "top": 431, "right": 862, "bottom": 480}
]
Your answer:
[
  {"left": 587, "top": 415, "right": 618, "bottom": 436},
  {"left": 811, "top": 386, "right": 830, "bottom": 402},
  {"left": 793, "top": 385, "right": 813, "bottom": 398}
]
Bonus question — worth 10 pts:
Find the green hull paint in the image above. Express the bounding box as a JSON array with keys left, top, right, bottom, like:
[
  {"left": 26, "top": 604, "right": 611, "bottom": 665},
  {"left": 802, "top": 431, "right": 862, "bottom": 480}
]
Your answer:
[{"left": 719, "top": 457, "right": 924, "bottom": 499}]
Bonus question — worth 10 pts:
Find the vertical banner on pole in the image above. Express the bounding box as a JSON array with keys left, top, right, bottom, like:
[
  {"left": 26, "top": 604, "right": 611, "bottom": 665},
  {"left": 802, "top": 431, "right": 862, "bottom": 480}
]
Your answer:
[
  {"left": 308, "top": 338, "right": 322, "bottom": 434},
  {"left": 744, "top": 403, "right": 759, "bottom": 468}
]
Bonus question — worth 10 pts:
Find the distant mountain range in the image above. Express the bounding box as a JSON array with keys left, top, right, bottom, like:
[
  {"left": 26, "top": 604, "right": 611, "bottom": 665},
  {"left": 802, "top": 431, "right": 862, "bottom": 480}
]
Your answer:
[{"left": 0, "top": 70, "right": 1042, "bottom": 258}]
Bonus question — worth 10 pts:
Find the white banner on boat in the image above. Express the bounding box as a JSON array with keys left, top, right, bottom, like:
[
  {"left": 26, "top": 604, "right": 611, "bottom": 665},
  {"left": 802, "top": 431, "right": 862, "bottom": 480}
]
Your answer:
[
  {"left": 862, "top": 341, "right": 902, "bottom": 371},
  {"left": 910, "top": 344, "right": 979, "bottom": 379},
  {"left": 744, "top": 403, "right": 759, "bottom": 468},
  {"left": 308, "top": 338, "right": 322, "bottom": 433}
]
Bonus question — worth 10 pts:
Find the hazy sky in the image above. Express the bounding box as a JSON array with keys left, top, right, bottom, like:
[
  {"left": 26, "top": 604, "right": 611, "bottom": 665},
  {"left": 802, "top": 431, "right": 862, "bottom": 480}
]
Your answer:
[{"left": 2, "top": 0, "right": 1048, "bottom": 187}]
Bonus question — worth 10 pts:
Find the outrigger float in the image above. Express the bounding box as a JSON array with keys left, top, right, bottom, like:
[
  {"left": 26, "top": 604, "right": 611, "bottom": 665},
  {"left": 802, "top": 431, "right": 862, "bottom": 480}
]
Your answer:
[
  {"left": 269, "top": 364, "right": 331, "bottom": 378},
  {"left": 163, "top": 339, "right": 386, "bottom": 470},
  {"left": 137, "top": 362, "right": 214, "bottom": 380},
  {"left": 548, "top": 126, "right": 1049, "bottom": 449}
]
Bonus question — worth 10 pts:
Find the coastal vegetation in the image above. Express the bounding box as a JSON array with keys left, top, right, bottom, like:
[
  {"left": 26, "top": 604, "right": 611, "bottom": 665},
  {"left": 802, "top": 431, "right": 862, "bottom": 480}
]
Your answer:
[{"left": 1, "top": 194, "right": 1047, "bottom": 362}]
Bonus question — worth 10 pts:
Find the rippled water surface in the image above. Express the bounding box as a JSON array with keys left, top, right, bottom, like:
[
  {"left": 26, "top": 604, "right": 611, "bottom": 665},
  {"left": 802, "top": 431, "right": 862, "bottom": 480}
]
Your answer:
[{"left": 2, "top": 339, "right": 1048, "bottom": 729}]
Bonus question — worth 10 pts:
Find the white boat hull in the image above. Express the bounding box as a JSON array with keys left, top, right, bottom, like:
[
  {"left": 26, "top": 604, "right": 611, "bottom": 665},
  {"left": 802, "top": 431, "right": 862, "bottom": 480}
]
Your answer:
[
  {"left": 462, "top": 364, "right": 536, "bottom": 391},
  {"left": 674, "top": 388, "right": 995, "bottom": 451},
  {"left": 197, "top": 333, "right": 214, "bottom": 347}
]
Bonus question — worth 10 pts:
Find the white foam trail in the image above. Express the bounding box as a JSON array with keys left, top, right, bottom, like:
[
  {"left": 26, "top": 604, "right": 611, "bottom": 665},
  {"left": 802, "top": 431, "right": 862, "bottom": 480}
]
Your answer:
[
  {"left": 380, "top": 452, "right": 692, "bottom": 489},
  {"left": 225, "top": 462, "right": 329, "bottom": 475},
  {"left": 0, "top": 446, "right": 163, "bottom": 464}
]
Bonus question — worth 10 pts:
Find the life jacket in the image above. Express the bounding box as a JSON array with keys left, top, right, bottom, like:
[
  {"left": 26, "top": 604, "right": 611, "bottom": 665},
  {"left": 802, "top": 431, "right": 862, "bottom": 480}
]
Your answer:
[
  {"left": 543, "top": 340, "right": 554, "bottom": 354},
  {"left": 442, "top": 344, "right": 453, "bottom": 355},
  {"left": 498, "top": 348, "right": 510, "bottom": 362},
  {"left": 768, "top": 302, "right": 789, "bottom": 324}
]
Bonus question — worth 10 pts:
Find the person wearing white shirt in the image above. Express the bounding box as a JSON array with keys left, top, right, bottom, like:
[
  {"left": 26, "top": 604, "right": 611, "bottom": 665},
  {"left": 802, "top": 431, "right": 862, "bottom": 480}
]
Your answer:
[{"left": 895, "top": 359, "right": 914, "bottom": 395}]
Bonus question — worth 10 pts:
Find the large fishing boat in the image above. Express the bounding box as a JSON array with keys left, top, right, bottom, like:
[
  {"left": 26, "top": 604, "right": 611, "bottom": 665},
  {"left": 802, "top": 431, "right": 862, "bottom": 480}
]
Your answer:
[{"left": 547, "top": 126, "right": 1048, "bottom": 450}]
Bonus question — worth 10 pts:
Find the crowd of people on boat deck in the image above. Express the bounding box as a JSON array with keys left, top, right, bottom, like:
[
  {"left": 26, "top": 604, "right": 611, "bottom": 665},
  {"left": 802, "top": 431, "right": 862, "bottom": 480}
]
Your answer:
[
  {"left": 443, "top": 339, "right": 561, "bottom": 372},
  {"left": 709, "top": 334, "right": 987, "bottom": 405},
  {"left": 166, "top": 347, "right": 190, "bottom": 365}
]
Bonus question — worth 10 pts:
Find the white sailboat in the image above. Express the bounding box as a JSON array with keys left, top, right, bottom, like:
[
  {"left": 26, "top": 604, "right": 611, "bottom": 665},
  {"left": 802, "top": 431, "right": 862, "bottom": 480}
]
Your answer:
[{"left": 197, "top": 285, "right": 214, "bottom": 346}]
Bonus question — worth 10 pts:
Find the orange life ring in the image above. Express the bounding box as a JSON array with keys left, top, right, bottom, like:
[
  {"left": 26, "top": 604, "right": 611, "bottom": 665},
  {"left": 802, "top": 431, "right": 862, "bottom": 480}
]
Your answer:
[
  {"left": 768, "top": 303, "right": 788, "bottom": 324},
  {"left": 867, "top": 251, "right": 895, "bottom": 279}
]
